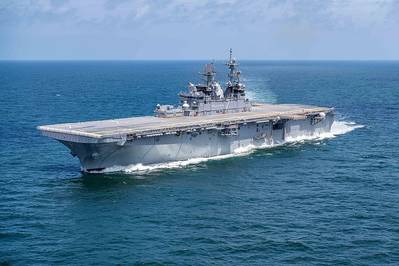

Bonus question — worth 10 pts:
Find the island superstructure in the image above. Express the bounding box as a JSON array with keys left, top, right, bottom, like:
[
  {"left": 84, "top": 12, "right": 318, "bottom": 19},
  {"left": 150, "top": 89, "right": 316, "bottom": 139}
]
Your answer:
[{"left": 38, "top": 50, "right": 334, "bottom": 172}]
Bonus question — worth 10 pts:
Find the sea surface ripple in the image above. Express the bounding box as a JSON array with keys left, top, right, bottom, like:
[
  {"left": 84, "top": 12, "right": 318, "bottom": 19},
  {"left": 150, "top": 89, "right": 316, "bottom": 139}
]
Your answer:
[{"left": 0, "top": 61, "right": 398, "bottom": 265}]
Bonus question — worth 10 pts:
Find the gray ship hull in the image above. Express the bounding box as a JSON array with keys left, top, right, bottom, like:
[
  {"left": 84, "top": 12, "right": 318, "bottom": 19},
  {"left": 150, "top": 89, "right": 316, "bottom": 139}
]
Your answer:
[
  {"left": 58, "top": 112, "right": 334, "bottom": 172},
  {"left": 38, "top": 52, "right": 336, "bottom": 173}
]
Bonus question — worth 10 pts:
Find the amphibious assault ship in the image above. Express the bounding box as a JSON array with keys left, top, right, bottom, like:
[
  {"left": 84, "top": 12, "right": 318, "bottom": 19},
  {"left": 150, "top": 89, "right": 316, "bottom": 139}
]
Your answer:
[{"left": 38, "top": 50, "right": 334, "bottom": 172}]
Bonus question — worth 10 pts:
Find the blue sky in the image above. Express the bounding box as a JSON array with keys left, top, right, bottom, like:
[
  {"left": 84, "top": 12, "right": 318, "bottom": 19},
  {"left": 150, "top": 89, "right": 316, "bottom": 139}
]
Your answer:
[{"left": 1, "top": 0, "right": 399, "bottom": 60}]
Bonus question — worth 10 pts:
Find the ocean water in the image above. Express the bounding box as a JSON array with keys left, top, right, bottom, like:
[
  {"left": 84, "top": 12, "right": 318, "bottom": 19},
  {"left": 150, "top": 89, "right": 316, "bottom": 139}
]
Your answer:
[{"left": 0, "top": 60, "right": 398, "bottom": 265}]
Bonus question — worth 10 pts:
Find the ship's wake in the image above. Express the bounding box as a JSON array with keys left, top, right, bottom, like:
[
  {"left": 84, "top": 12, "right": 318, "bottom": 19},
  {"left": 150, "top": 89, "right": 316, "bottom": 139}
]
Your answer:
[{"left": 94, "top": 120, "right": 364, "bottom": 174}]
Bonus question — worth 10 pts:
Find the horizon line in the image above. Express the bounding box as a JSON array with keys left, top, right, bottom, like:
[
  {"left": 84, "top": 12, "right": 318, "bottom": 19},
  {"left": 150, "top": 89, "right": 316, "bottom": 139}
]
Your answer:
[{"left": 1, "top": 58, "right": 399, "bottom": 62}]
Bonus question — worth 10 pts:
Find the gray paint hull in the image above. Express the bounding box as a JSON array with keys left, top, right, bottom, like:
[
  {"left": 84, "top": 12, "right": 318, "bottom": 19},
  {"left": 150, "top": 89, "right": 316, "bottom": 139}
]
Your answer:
[{"left": 60, "top": 113, "right": 334, "bottom": 172}]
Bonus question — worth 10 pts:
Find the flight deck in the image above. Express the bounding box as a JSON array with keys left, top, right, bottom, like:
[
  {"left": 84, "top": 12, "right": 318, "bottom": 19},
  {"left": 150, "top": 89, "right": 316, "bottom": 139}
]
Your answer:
[{"left": 38, "top": 103, "right": 333, "bottom": 143}]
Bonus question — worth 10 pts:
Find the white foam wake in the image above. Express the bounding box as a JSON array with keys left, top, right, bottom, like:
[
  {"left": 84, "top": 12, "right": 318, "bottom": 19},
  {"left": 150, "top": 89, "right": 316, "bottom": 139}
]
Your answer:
[
  {"left": 96, "top": 120, "right": 363, "bottom": 174},
  {"left": 285, "top": 120, "right": 364, "bottom": 143},
  {"left": 97, "top": 153, "right": 248, "bottom": 174}
]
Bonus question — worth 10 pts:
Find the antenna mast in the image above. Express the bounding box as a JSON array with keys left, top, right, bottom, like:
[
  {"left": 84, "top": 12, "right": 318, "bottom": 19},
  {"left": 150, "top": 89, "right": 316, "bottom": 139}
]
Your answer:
[
  {"left": 200, "top": 63, "right": 216, "bottom": 87},
  {"left": 226, "top": 48, "right": 240, "bottom": 83}
]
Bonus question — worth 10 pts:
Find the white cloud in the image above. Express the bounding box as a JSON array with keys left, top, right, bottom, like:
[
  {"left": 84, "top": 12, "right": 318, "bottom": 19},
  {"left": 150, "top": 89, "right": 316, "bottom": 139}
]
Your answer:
[
  {"left": 327, "top": 0, "right": 396, "bottom": 28},
  {"left": 1, "top": 0, "right": 399, "bottom": 59},
  {"left": 2, "top": 0, "right": 398, "bottom": 27}
]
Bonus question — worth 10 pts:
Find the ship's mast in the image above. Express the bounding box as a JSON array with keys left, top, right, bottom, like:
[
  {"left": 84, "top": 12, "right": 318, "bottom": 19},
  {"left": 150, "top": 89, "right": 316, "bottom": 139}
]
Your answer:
[
  {"left": 200, "top": 62, "right": 216, "bottom": 87},
  {"left": 226, "top": 48, "right": 240, "bottom": 84}
]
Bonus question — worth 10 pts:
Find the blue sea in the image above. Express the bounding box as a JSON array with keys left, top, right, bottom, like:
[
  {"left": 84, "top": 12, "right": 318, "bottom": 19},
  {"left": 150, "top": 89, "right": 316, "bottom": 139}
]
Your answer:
[{"left": 1, "top": 60, "right": 398, "bottom": 265}]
